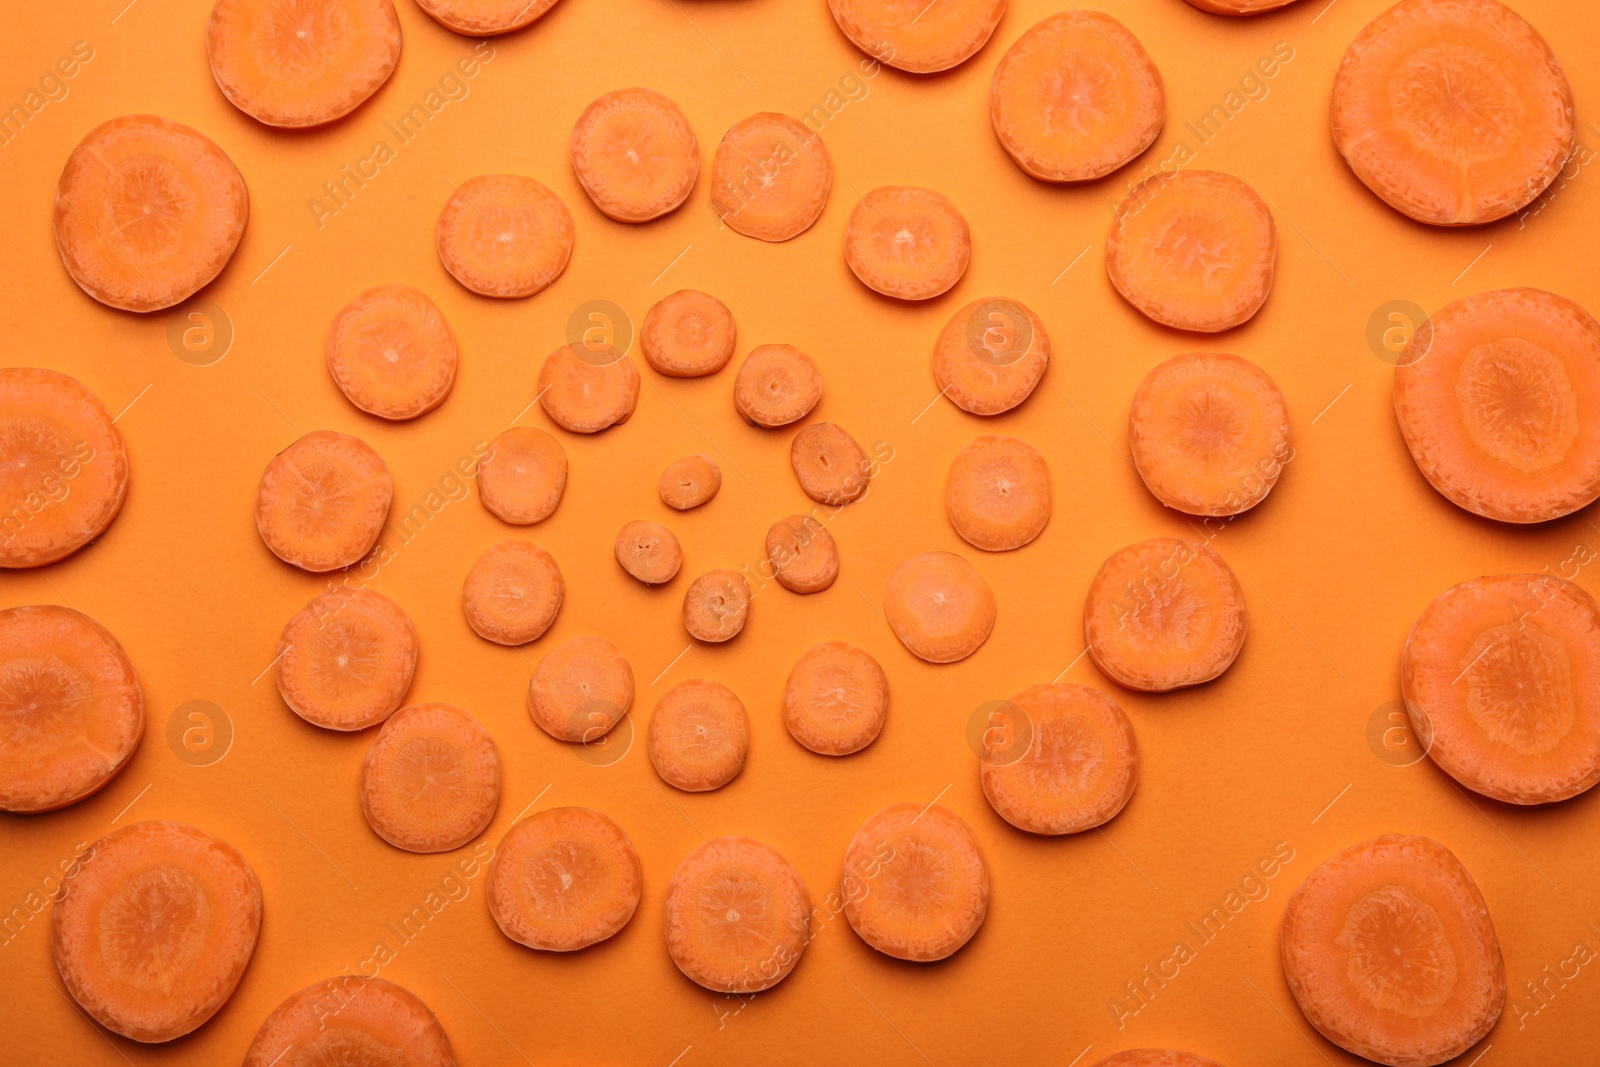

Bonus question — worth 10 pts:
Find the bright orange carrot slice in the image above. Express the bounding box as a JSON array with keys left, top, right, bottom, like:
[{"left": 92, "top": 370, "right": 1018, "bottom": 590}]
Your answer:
[
  {"left": 946, "top": 434, "right": 1051, "bottom": 551},
  {"left": 933, "top": 297, "right": 1051, "bottom": 416},
  {"left": 528, "top": 635, "right": 633, "bottom": 743},
  {"left": 478, "top": 425, "right": 567, "bottom": 524},
  {"left": 437, "top": 174, "right": 574, "bottom": 299},
  {"left": 571, "top": 87, "right": 699, "bottom": 223},
  {"left": 791, "top": 422, "right": 870, "bottom": 505},
  {"left": 1282, "top": 835, "right": 1505, "bottom": 1067},
  {"left": 53, "top": 821, "right": 261, "bottom": 1043},
  {"left": 0, "top": 367, "right": 128, "bottom": 568},
  {"left": 828, "top": 0, "right": 1004, "bottom": 72},
  {"left": 683, "top": 569, "right": 751, "bottom": 642},
  {"left": 783, "top": 641, "right": 887, "bottom": 755},
  {"left": 414, "top": 0, "right": 559, "bottom": 35},
  {"left": 642, "top": 290, "right": 737, "bottom": 377},
  {"left": 255, "top": 430, "right": 392, "bottom": 573},
  {"left": 733, "top": 344, "right": 823, "bottom": 427},
  {"left": 883, "top": 551, "right": 996, "bottom": 663},
  {"left": 664, "top": 836, "right": 811, "bottom": 992},
  {"left": 242, "top": 976, "right": 455, "bottom": 1067},
  {"left": 54, "top": 114, "right": 248, "bottom": 313},
  {"left": 659, "top": 454, "right": 722, "bottom": 509},
  {"left": 462, "top": 539, "right": 563, "bottom": 645},
  {"left": 325, "top": 284, "right": 457, "bottom": 421},
  {"left": 488, "top": 807, "right": 642, "bottom": 951},
  {"left": 842, "top": 802, "right": 988, "bottom": 961},
  {"left": 275, "top": 587, "right": 417, "bottom": 731},
  {"left": 615, "top": 519, "right": 682, "bottom": 585},
  {"left": 648, "top": 679, "right": 749, "bottom": 791},
  {"left": 1331, "top": 0, "right": 1574, "bottom": 226},
  {"left": 844, "top": 186, "right": 971, "bottom": 301},
  {"left": 1393, "top": 288, "right": 1600, "bottom": 523},
  {"left": 537, "top": 343, "right": 641, "bottom": 433},
  {"left": 360, "top": 702, "right": 500, "bottom": 852},
  {"left": 709, "top": 113, "right": 832, "bottom": 242},
  {"left": 765, "top": 514, "right": 839, "bottom": 594},
  {"left": 1091, "top": 1052, "right": 1226, "bottom": 1067}
]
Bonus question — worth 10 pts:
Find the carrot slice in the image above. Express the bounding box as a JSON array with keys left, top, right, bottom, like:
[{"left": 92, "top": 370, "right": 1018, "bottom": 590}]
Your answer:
[
  {"left": 682, "top": 569, "right": 751, "bottom": 643},
  {"left": 709, "top": 113, "right": 833, "bottom": 242},
  {"left": 0, "top": 605, "right": 141, "bottom": 813},
  {"left": 641, "top": 290, "right": 737, "bottom": 377},
  {"left": 615, "top": 520, "right": 682, "bottom": 585},
  {"left": 733, "top": 344, "right": 823, "bottom": 427},
  {"left": 842, "top": 802, "right": 988, "bottom": 961},
  {"left": 359, "top": 702, "right": 500, "bottom": 853},
  {"left": 1107, "top": 170, "right": 1276, "bottom": 333},
  {"left": 1129, "top": 352, "right": 1291, "bottom": 517},
  {"left": 844, "top": 186, "right": 971, "bottom": 301},
  {"left": 436, "top": 174, "right": 574, "bottom": 299},
  {"left": 1393, "top": 288, "right": 1600, "bottom": 523},
  {"left": 783, "top": 641, "right": 887, "bottom": 755},
  {"left": 664, "top": 836, "right": 810, "bottom": 992},
  {"left": 414, "top": 0, "right": 559, "bottom": 35},
  {"left": 462, "top": 539, "right": 563, "bottom": 645},
  {"left": 528, "top": 635, "right": 633, "bottom": 743},
  {"left": 242, "top": 977, "right": 454, "bottom": 1067},
  {"left": 275, "top": 587, "right": 417, "bottom": 732},
  {"left": 0, "top": 367, "right": 128, "bottom": 568},
  {"left": 648, "top": 679, "right": 749, "bottom": 792},
  {"left": 570, "top": 87, "right": 699, "bottom": 223},
  {"left": 883, "top": 551, "right": 996, "bottom": 663},
  {"left": 255, "top": 430, "right": 392, "bottom": 573},
  {"left": 325, "top": 284, "right": 457, "bottom": 421},
  {"left": 1331, "top": 0, "right": 1574, "bottom": 226},
  {"left": 990, "top": 12, "right": 1165, "bottom": 182},
  {"left": 790, "top": 421, "right": 870, "bottom": 505},
  {"left": 828, "top": 0, "right": 1004, "bottom": 73},
  {"left": 946, "top": 434, "right": 1051, "bottom": 551},
  {"left": 537, "top": 343, "right": 641, "bottom": 433},
  {"left": 659, "top": 454, "right": 722, "bottom": 510},
  {"left": 488, "top": 807, "right": 642, "bottom": 951},
  {"left": 932, "top": 297, "right": 1051, "bottom": 416},
  {"left": 765, "top": 514, "right": 839, "bottom": 594},
  {"left": 1282, "top": 835, "right": 1505, "bottom": 1067},
  {"left": 52, "top": 821, "right": 261, "bottom": 1043},
  {"left": 1091, "top": 1052, "right": 1225, "bottom": 1067},
  {"left": 478, "top": 426, "right": 567, "bottom": 524},
  {"left": 54, "top": 114, "right": 248, "bottom": 313}
]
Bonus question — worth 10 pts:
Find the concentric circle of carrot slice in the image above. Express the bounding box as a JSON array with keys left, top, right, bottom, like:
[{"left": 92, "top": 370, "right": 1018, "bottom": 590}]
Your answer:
[
  {"left": 683, "top": 569, "right": 751, "bottom": 643},
  {"left": 571, "top": 87, "right": 699, "bottom": 223},
  {"left": 478, "top": 426, "right": 567, "bottom": 524},
  {"left": 462, "top": 539, "right": 563, "bottom": 645},
  {"left": 659, "top": 454, "right": 722, "bottom": 509},
  {"left": 990, "top": 12, "right": 1165, "bottom": 182},
  {"left": 52, "top": 820, "right": 261, "bottom": 1043},
  {"left": 0, "top": 367, "right": 128, "bottom": 568},
  {"left": 54, "top": 114, "right": 248, "bottom": 313},
  {"left": 360, "top": 702, "right": 500, "bottom": 853},
  {"left": 842, "top": 802, "right": 988, "bottom": 961},
  {"left": 784, "top": 641, "right": 888, "bottom": 755},
  {"left": 733, "top": 344, "right": 823, "bottom": 427},
  {"left": 1393, "top": 288, "right": 1600, "bottom": 523},
  {"left": 437, "top": 174, "right": 574, "bottom": 299},
  {"left": 709, "top": 113, "right": 833, "bottom": 242},
  {"left": 844, "top": 186, "right": 971, "bottom": 301},
  {"left": 255, "top": 430, "right": 392, "bottom": 573},
  {"left": 414, "top": 0, "right": 560, "bottom": 35},
  {"left": 1129, "top": 352, "right": 1291, "bottom": 517},
  {"left": 946, "top": 434, "right": 1051, "bottom": 551},
  {"left": 791, "top": 422, "right": 870, "bottom": 505},
  {"left": 1107, "top": 170, "right": 1276, "bottom": 333},
  {"left": 642, "top": 290, "right": 737, "bottom": 377},
  {"left": 933, "top": 297, "right": 1051, "bottom": 416},
  {"left": 883, "top": 551, "right": 996, "bottom": 663},
  {"left": 648, "top": 679, "right": 749, "bottom": 792},
  {"left": 1281, "top": 835, "right": 1505, "bottom": 1067},
  {"left": 274, "top": 587, "right": 417, "bottom": 731},
  {"left": 488, "top": 807, "right": 642, "bottom": 951},
  {"left": 325, "top": 284, "right": 458, "bottom": 420},
  {"left": 828, "top": 0, "right": 1005, "bottom": 73},
  {"left": 615, "top": 520, "right": 682, "bottom": 585},
  {"left": 242, "top": 976, "right": 455, "bottom": 1067},
  {"left": 765, "top": 514, "right": 839, "bottom": 594},
  {"left": 537, "top": 343, "right": 641, "bottom": 433},
  {"left": 528, "top": 635, "right": 634, "bottom": 743},
  {"left": 1331, "top": 0, "right": 1574, "bottom": 226},
  {"left": 664, "top": 836, "right": 811, "bottom": 992},
  {"left": 1091, "top": 1051, "right": 1226, "bottom": 1067}
]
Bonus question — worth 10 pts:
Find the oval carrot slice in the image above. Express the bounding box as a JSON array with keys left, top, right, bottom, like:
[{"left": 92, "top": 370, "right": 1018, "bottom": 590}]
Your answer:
[
  {"left": 765, "top": 514, "right": 840, "bottom": 594},
  {"left": 528, "top": 635, "right": 633, "bottom": 743},
  {"left": 883, "top": 551, "right": 996, "bottom": 663},
  {"left": 255, "top": 430, "right": 392, "bottom": 573},
  {"left": 478, "top": 426, "right": 567, "bottom": 524},
  {"left": 932, "top": 297, "right": 1051, "bottom": 416},
  {"left": 242, "top": 976, "right": 455, "bottom": 1067},
  {"left": 1393, "top": 288, "right": 1600, "bottom": 523},
  {"left": 359, "top": 702, "right": 500, "bottom": 853},
  {"left": 488, "top": 806, "right": 642, "bottom": 951},
  {"left": 275, "top": 587, "right": 417, "bottom": 732},
  {"left": 571, "top": 87, "right": 699, "bottom": 223},
  {"left": 1331, "top": 0, "right": 1574, "bottom": 226},
  {"left": 1091, "top": 1052, "right": 1225, "bottom": 1067},
  {"left": 325, "top": 284, "right": 457, "bottom": 421},
  {"left": 733, "top": 344, "right": 823, "bottom": 427},
  {"left": 0, "top": 367, "right": 128, "bottom": 568},
  {"left": 682, "top": 569, "right": 751, "bottom": 642},
  {"left": 946, "top": 434, "right": 1051, "bottom": 551},
  {"left": 842, "top": 802, "right": 989, "bottom": 961},
  {"left": 615, "top": 519, "right": 682, "bottom": 585},
  {"left": 791, "top": 422, "right": 870, "bottom": 505},
  {"left": 414, "top": 0, "right": 559, "bottom": 35},
  {"left": 784, "top": 641, "right": 888, "bottom": 755},
  {"left": 54, "top": 114, "right": 248, "bottom": 313},
  {"left": 1282, "top": 835, "right": 1505, "bottom": 1067},
  {"left": 665, "top": 836, "right": 810, "bottom": 992},
  {"left": 437, "top": 174, "right": 574, "bottom": 299},
  {"left": 828, "top": 0, "right": 1004, "bottom": 73},
  {"left": 844, "top": 186, "right": 971, "bottom": 301},
  {"left": 462, "top": 539, "right": 563, "bottom": 645},
  {"left": 642, "top": 290, "right": 737, "bottom": 377},
  {"left": 648, "top": 679, "right": 749, "bottom": 792},
  {"left": 659, "top": 454, "right": 722, "bottom": 510},
  {"left": 709, "top": 113, "right": 832, "bottom": 242},
  {"left": 537, "top": 343, "right": 641, "bottom": 434},
  {"left": 52, "top": 820, "right": 261, "bottom": 1043}
]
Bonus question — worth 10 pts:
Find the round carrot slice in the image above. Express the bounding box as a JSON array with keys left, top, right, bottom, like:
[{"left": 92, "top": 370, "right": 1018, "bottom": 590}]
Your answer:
[
  {"left": 765, "top": 514, "right": 839, "bottom": 594},
  {"left": 659, "top": 454, "right": 722, "bottom": 510},
  {"left": 255, "top": 430, "right": 392, "bottom": 573},
  {"left": 1091, "top": 1052, "right": 1225, "bottom": 1067},
  {"left": 791, "top": 422, "right": 870, "bottom": 505},
  {"left": 275, "top": 587, "right": 417, "bottom": 732},
  {"left": 883, "top": 551, "right": 996, "bottom": 663},
  {"left": 325, "top": 284, "right": 457, "bottom": 421},
  {"left": 414, "top": 0, "right": 559, "bottom": 35},
  {"left": 528, "top": 635, "right": 633, "bottom": 743},
  {"left": 784, "top": 641, "right": 888, "bottom": 755},
  {"left": 436, "top": 174, "right": 574, "bottom": 299},
  {"left": 0, "top": 367, "right": 128, "bottom": 568},
  {"left": 488, "top": 807, "right": 642, "bottom": 951},
  {"left": 829, "top": 0, "right": 1004, "bottom": 73},
  {"left": 844, "top": 186, "right": 971, "bottom": 301},
  {"left": 682, "top": 569, "right": 750, "bottom": 643},
  {"left": 733, "top": 344, "right": 823, "bottom": 427},
  {"left": 615, "top": 520, "right": 682, "bottom": 585},
  {"left": 537, "top": 343, "right": 641, "bottom": 434},
  {"left": 648, "top": 679, "right": 749, "bottom": 792},
  {"left": 1393, "top": 288, "right": 1600, "bottom": 523},
  {"left": 665, "top": 836, "right": 810, "bottom": 992},
  {"left": 1129, "top": 352, "right": 1291, "bottom": 517},
  {"left": 242, "top": 977, "right": 455, "bottom": 1067},
  {"left": 53, "top": 821, "right": 261, "bottom": 1043},
  {"left": 842, "top": 802, "right": 989, "bottom": 961},
  {"left": 462, "top": 539, "right": 563, "bottom": 645},
  {"left": 360, "top": 702, "right": 500, "bottom": 853},
  {"left": 641, "top": 290, "right": 737, "bottom": 377},
  {"left": 1281, "top": 835, "right": 1505, "bottom": 1067},
  {"left": 55, "top": 114, "right": 248, "bottom": 313},
  {"left": 990, "top": 12, "right": 1165, "bottom": 182},
  {"left": 932, "top": 297, "right": 1051, "bottom": 416},
  {"left": 1107, "top": 170, "right": 1276, "bottom": 333},
  {"left": 1331, "top": 0, "right": 1574, "bottom": 226},
  {"left": 570, "top": 87, "right": 699, "bottom": 223},
  {"left": 709, "top": 113, "right": 833, "bottom": 242},
  {"left": 946, "top": 435, "right": 1051, "bottom": 551},
  {"left": 478, "top": 426, "right": 567, "bottom": 524}
]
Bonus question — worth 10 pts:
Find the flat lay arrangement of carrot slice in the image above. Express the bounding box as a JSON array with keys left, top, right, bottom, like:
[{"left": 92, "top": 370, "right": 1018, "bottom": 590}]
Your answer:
[
  {"left": 255, "top": 430, "right": 392, "bottom": 573},
  {"left": 664, "top": 836, "right": 811, "bottom": 992},
  {"left": 683, "top": 569, "right": 751, "bottom": 642},
  {"left": 790, "top": 421, "right": 870, "bottom": 505},
  {"left": 615, "top": 519, "right": 682, "bottom": 585},
  {"left": 414, "top": 0, "right": 561, "bottom": 36},
  {"left": 1091, "top": 1052, "right": 1226, "bottom": 1067},
  {"left": 844, "top": 186, "right": 971, "bottom": 301},
  {"left": 765, "top": 514, "right": 839, "bottom": 594},
  {"left": 242, "top": 976, "right": 455, "bottom": 1067},
  {"left": 488, "top": 806, "right": 643, "bottom": 951},
  {"left": 537, "top": 343, "right": 641, "bottom": 433},
  {"left": 325, "top": 284, "right": 457, "bottom": 421},
  {"left": 733, "top": 344, "right": 823, "bottom": 427},
  {"left": 437, "top": 174, "right": 574, "bottom": 298},
  {"left": 528, "top": 635, "right": 634, "bottom": 743},
  {"left": 842, "top": 802, "right": 989, "bottom": 961},
  {"left": 648, "top": 679, "right": 749, "bottom": 791},
  {"left": 641, "top": 290, "right": 737, "bottom": 377},
  {"left": 883, "top": 551, "right": 996, "bottom": 663},
  {"left": 783, "top": 640, "right": 888, "bottom": 756},
  {"left": 571, "top": 87, "right": 699, "bottom": 223},
  {"left": 659, "top": 454, "right": 722, "bottom": 509},
  {"left": 462, "top": 538, "right": 563, "bottom": 645},
  {"left": 709, "top": 113, "right": 833, "bottom": 242},
  {"left": 359, "top": 701, "right": 500, "bottom": 852},
  {"left": 932, "top": 297, "right": 1051, "bottom": 416},
  {"left": 477, "top": 425, "right": 568, "bottom": 524},
  {"left": 946, "top": 434, "right": 1051, "bottom": 551},
  {"left": 828, "top": 0, "right": 1005, "bottom": 73},
  {"left": 275, "top": 587, "right": 418, "bottom": 731}
]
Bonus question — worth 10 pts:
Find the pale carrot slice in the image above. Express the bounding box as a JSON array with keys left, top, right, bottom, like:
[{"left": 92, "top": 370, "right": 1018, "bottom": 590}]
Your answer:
[
  {"left": 1083, "top": 538, "right": 1246, "bottom": 692},
  {"left": 537, "top": 343, "right": 641, "bottom": 433},
  {"left": 436, "top": 174, "right": 574, "bottom": 298},
  {"left": 829, "top": 0, "right": 1004, "bottom": 72},
  {"left": 1091, "top": 1052, "right": 1225, "bottom": 1067},
  {"left": 709, "top": 113, "right": 832, "bottom": 242},
  {"left": 0, "top": 367, "right": 128, "bottom": 568},
  {"left": 932, "top": 297, "right": 1051, "bottom": 416},
  {"left": 682, "top": 569, "right": 750, "bottom": 643},
  {"left": 478, "top": 426, "right": 567, "bottom": 524},
  {"left": 733, "top": 344, "right": 823, "bottom": 427},
  {"left": 1331, "top": 0, "right": 1574, "bottom": 226},
  {"left": 659, "top": 454, "right": 722, "bottom": 509},
  {"left": 275, "top": 587, "right": 417, "bottom": 731},
  {"left": 325, "top": 284, "right": 457, "bottom": 421},
  {"left": 255, "top": 430, "right": 392, "bottom": 573},
  {"left": 664, "top": 836, "right": 810, "bottom": 992},
  {"left": 1106, "top": 170, "right": 1276, "bottom": 333},
  {"left": 615, "top": 520, "right": 682, "bottom": 585},
  {"left": 641, "top": 290, "right": 737, "bottom": 377},
  {"left": 527, "top": 635, "right": 633, "bottom": 743},
  {"left": 414, "top": 0, "right": 559, "bottom": 35},
  {"left": 765, "top": 514, "right": 839, "bottom": 594},
  {"left": 990, "top": 12, "right": 1165, "bottom": 182},
  {"left": 52, "top": 821, "right": 261, "bottom": 1043},
  {"left": 0, "top": 606, "right": 141, "bottom": 813},
  {"left": 946, "top": 434, "right": 1051, "bottom": 551},
  {"left": 54, "top": 114, "right": 248, "bottom": 313},
  {"left": 1129, "top": 352, "right": 1291, "bottom": 517},
  {"left": 359, "top": 702, "right": 500, "bottom": 853},
  {"left": 488, "top": 807, "right": 642, "bottom": 951},
  {"left": 1281, "top": 835, "right": 1505, "bottom": 1067},
  {"left": 462, "top": 539, "right": 563, "bottom": 645},
  {"left": 570, "top": 87, "right": 699, "bottom": 223},
  {"left": 783, "top": 641, "right": 887, "bottom": 756},
  {"left": 883, "top": 551, "right": 996, "bottom": 663},
  {"left": 647, "top": 679, "right": 749, "bottom": 792},
  {"left": 242, "top": 977, "right": 454, "bottom": 1067},
  {"left": 1393, "top": 288, "right": 1600, "bottom": 523},
  {"left": 844, "top": 186, "right": 971, "bottom": 301},
  {"left": 842, "top": 802, "right": 988, "bottom": 961},
  {"left": 791, "top": 422, "right": 870, "bottom": 505}
]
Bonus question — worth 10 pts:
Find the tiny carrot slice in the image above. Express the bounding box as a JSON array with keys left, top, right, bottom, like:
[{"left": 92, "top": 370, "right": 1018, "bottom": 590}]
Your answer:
[
  {"left": 842, "top": 802, "right": 988, "bottom": 961},
  {"left": 462, "top": 539, "right": 563, "bottom": 645},
  {"left": 570, "top": 87, "right": 699, "bottom": 223},
  {"left": 242, "top": 977, "right": 455, "bottom": 1067},
  {"left": 615, "top": 520, "right": 682, "bottom": 585},
  {"left": 527, "top": 635, "right": 634, "bottom": 743},
  {"left": 709, "top": 113, "right": 833, "bottom": 242},
  {"left": 437, "top": 174, "right": 574, "bottom": 298},
  {"left": 733, "top": 344, "right": 823, "bottom": 427},
  {"left": 665, "top": 836, "right": 811, "bottom": 992},
  {"left": 828, "top": 0, "right": 1005, "bottom": 73},
  {"left": 783, "top": 641, "right": 888, "bottom": 756},
  {"left": 537, "top": 343, "right": 641, "bottom": 433},
  {"left": 414, "top": 0, "right": 560, "bottom": 35},
  {"left": 255, "top": 430, "right": 392, "bottom": 573},
  {"left": 488, "top": 807, "right": 643, "bottom": 951},
  {"left": 844, "top": 186, "right": 971, "bottom": 301},
  {"left": 325, "top": 284, "right": 458, "bottom": 421},
  {"left": 641, "top": 290, "right": 737, "bottom": 377},
  {"left": 883, "top": 551, "right": 996, "bottom": 663},
  {"left": 275, "top": 587, "right": 417, "bottom": 731},
  {"left": 648, "top": 679, "right": 749, "bottom": 792},
  {"left": 682, "top": 569, "right": 750, "bottom": 642},
  {"left": 359, "top": 702, "right": 500, "bottom": 853},
  {"left": 659, "top": 454, "right": 722, "bottom": 509},
  {"left": 765, "top": 514, "right": 840, "bottom": 594},
  {"left": 1091, "top": 1052, "right": 1227, "bottom": 1067},
  {"left": 790, "top": 422, "right": 870, "bottom": 505},
  {"left": 477, "top": 426, "right": 567, "bottom": 524},
  {"left": 932, "top": 297, "right": 1051, "bottom": 416},
  {"left": 945, "top": 434, "right": 1051, "bottom": 551}
]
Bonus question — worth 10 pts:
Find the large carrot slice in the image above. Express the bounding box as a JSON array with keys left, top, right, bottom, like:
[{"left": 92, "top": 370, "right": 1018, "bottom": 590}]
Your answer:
[
  {"left": 488, "top": 807, "right": 642, "bottom": 951},
  {"left": 242, "top": 976, "right": 455, "bottom": 1067},
  {"left": 733, "top": 344, "right": 823, "bottom": 427},
  {"left": 828, "top": 0, "right": 1005, "bottom": 73},
  {"left": 664, "top": 836, "right": 811, "bottom": 992},
  {"left": 538, "top": 343, "right": 641, "bottom": 433},
  {"left": 55, "top": 114, "right": 247, "bottom": 313},
  {"left": 709, "top": 113, "right": 832, "bottom": 242},
  {"left": 648, "top": 678, "right": 749, "bottom": 791},
  {"left": 325, "top": 284, "right": 458, "bottom": 421},
  {"left": 528, "top": 635, "right": 633, "bottom": 743},
  {"left": 932, "top": 297, "right": 1051, "bottom": 416},
  {"left": 783, "top": 641, "right": 888, "bottom": 756},
  {"left": 844, "top": 186, "right": 971, "bottom": 301},
  {"left": 571, "top": 87, "right": 699, "bottom": 223},
  {"left": 842, "top": 802, "right": 988, "bottom": 961},
  {"left": 883, "top": 551, "right": 996, "bottom": 663},
  {"left": 659, "top": 454, "right": 722, "bottom": 510},
  {"left": 946, "top": 434, "right": 1051, "bottom": 551},
  {"left": 414, "top": 0, "right": 559, "bottom": 35},
  {"left": 436, "top": 174, "right": 574, "bottom": 299},
  {"left": 1282, "top": 835, "right": 1505, "bottom": 1067},
  {"left": 765, "top": 514, "right": 840, "bottom": 594},
  {"left": 462, "top": 539, "right": 563, "bottom": 645},
  {"left": 359, "top": 702, "right": 500, "bottom": 853},
  {"left": 791, "top": 422, "right": 870, "bottom": 505},
  {"left": 275, "top": 587, "right": 417, "bottom": 731},
  {"left": 683, "top": 569, "right": 751, "bottom": 643},
  {"left": 1091, "top": 1052, "right": 1225, "bottom": 1067},
  {"left": 52, "top": 821, "right": 261, "bottom": 1043},
  {"left": 615, "top": 519, "right": 682, "bottom": 585},
  {"left": 255, "top": 430, "right": 392, "bottom": 573},
  {"left": 477, "top": 426, "right": 567, "bottom": 524},
  {"left": 642, "top": 290, "right": 737, "bottom": 377}
]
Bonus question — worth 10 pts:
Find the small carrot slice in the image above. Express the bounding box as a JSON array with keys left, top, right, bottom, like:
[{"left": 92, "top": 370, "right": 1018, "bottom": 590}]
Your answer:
[
  {"left": 1083, "top": 538, "right": 1246, "bottom": 692},
  {"left": 659, "top": 454, "right": 722, "bottom": 509},
  {"left": 359, "top": 702, "right": 500, "bottom": 853},
  {"left": 255, "top": 430, "right": 392, "bottom": 573},
  {"left": 783, "top": 641, "right": 887, "bottom": 755},
  {"left": 642, "top": 290, "right": 737, "bottom": 377},
  {"left": 709, "top": 113, "right": 833, "bottom": 242},
  {"left": 571, "top": 87, "right": 699, "bottom": 223},
  {"left": 52, "top": 821, "right": 261, "bottom": 1043},
  {"left": 54, "top": 114, "right": 248, "bottom": 313},
  {"left": 0, "top": 367, "right": 128, "bottom": 568},
  {"left": 682, "top": 569, "right": 750, "bottom": 642},
  {"left": 615, "top": 520, "right": 682, "bottom": 585},
  {"left": 946, "top": 435, "right": 1051, "bottom": 551},
  {"left": 414, "top": 0, "right": 559, "bottom": 35},
  {"left": 537, "top": 343, "right": 641, "bottom": 433},
  {"left": 462, "top": 539, "right": 563, "bottom": 645},
  {"left": 932, "top": 297, "right": 1051, "bottom": 416},
  {"left": 842, "top": 802, "right": 988, "bottom": 961},
  {"left": 648, "top": 679, "right": 749, "bottom": 792},
  {"left": 828, "top": 0, "right": 1004, "bottom": 73},
  {"left": 1129, "top": 352, "right": 1291, "bottom": 517},
  {"left": 1107, "top": 170, "right": 1276, "bottom": 333},
  {"left": 1393, "top": 288, "right": 1600, "bottom": 523},
  {"left": 488, "top": 807, "right": 642, "bottom": 951},
  {"left": 275, "top": 587, "right": 417, "bottom": 731},
  {"left": 1282, "top": 835, "right": 1505, "bottom": 1067},
  {"left": 765, "top": 514, "right": 840, "bottom": 594},
  {"left": 242, "top": 977, "right": 455, "bottom": 1067},
  {"left": 437, "top": 174, "right": 574, "bottom": 299},
  {"left": 791, "top": 422, "right": 870, "bottom": 505},
  {"left": 844, "top": 186, "right": 971, "bottom": 301},
  {"left": 1091, "top": 1052, "right": 1225, "bottom": 1067},
  {"left": 528, "top": 635, "right": 633, "bottom": 743},
  {"left": 665, "top": 836, "right": 810, "bottom": 992},
  {"left": 478, "top": 425, "right": 567, "bottom": 524},
  {"left": 325, "top": 284, "right": 457, "bottom": 421},
  {"left": 733, "top": 344, "right": 823, "bottom": 427},
  {"left": 883, "top": 551, "right": 996, "bottom": 663}
]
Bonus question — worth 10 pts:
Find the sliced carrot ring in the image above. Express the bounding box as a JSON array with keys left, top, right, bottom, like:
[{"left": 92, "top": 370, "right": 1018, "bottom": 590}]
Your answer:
[
  {"left": 275, "top": 587, "right": 417, "bottom": 731},
  {"left": 570, "top": 87, "right": 699, "bottom": 223},
  {"left": 537, "top": 343, "right": 641, "bottom": 433},
  {"left": 664, "top": 836, "right": 811, "bottom": 992},
  {"left": 883, "top": 551, "right": 996, "bottom": 663},
  {"left": 255, "top": 430, "right": 392, "bottom": 573},
  {"left": 242, "top": 977, "right": 455, "bottom": 1067},
  {"left": 359, "top": 702, "right": 500, "bottom": 852},
  {"left": 414, "top": 0, "right": 560, "bottom": 35},
  {"left": 615, "top": 520, "right": 682, "bottom": 585},
  {"left": 437, "top": 174, "right": 574, "bottom": 299},
  {"left": 478, "top": 425, "right": 567, "bottom": 524},
  {"left": 682, "top": 569, "right": 750, "bottom": 643},
  {"left": 828, "top": 0, "right": 1004, "bottom": 73},
  {"left": 790, "top": 421, "right": 870, "bottom": 505},
  {"left": 528, "top": 635, "right": 633, "bottom": 743},
  {"left": 932, "top": 297, "right": 1051, "bottom": 416},
  {"left": 709, "top": 113, "right": 833, "bottom": 242},
  {"left": 54, "top": 114, "right": 248, "bottom": 313},
  {"left": 844, "top": 186, "right": 971, "bottom": 301},
  {"left": 1091, "top": 1052, "right": 1225, "bottom": 1067},
  {"left": 488, "top": 806, "right": 642, "bottom": 951},
  {"left": 783, "top": 641, "right": 888, "bottom": 756},
  {"left": 765, "top": 514, "right": 839, "bottom": 594},
  {"left": 733, "top": 344, "right": 823, "bottom": 427},
  {"left": 842, "top": 802, "right": 988, "bottom": 961},
  {"left": 946, "top": 434, "right": 1051, "bottom": 551},
  {"left": 325, "top": 284, "right": 457, "bottom": 421},
  {"left": 462, "top": 539, "right": 563, "bottom": 645},
  {"left": 659, "top": 454, "right": 722, "bottom": 509},
  {"left": 641, "top": 290, "right": 737, "bottom": 377},
  {"left": 648, "top": 679, "right": 749, "bottom": 792}
]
